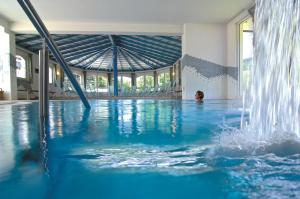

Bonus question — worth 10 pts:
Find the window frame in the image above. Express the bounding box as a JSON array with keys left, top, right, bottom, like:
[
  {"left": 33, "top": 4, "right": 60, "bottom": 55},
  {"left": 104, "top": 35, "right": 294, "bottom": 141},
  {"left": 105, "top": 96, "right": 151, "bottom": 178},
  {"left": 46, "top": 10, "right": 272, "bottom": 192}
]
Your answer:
[{"left": 238, "top": 16, "right": 254, "bottom": 96}]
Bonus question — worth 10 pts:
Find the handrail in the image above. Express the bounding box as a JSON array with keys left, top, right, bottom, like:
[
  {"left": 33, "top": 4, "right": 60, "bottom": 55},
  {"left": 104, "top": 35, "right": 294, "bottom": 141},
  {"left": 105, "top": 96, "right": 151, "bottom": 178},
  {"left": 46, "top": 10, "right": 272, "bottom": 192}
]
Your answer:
[{"left": 17, "top": 0, "right": 91, "bottom": 109}]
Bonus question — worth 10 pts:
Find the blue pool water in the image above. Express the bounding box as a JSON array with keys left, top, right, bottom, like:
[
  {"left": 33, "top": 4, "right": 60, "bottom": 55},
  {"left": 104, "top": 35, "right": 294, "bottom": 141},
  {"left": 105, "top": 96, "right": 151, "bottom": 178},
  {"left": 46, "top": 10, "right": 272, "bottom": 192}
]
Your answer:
[{"left": 0, "top": 100, "right": 300, "bottom": 199}]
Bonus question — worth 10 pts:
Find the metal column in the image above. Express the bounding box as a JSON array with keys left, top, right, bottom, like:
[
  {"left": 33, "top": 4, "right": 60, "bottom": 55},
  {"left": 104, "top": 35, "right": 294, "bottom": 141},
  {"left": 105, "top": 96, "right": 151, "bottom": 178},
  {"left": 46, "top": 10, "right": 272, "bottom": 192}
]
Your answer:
[
  {"left": 154, "top": 71, "right": 158, "bottom": 87},
  {"left": 38, "top": 41, "right": 50, "bottom": 174},
  {"left": 131, "top": 73, "right": 136, "bottom": 87},
  {"left": 83, "top": 71, "right": 87, "bottom": 91},
  {"left": 39, "top": 40, "right": 49, "bottom": 120},
  {"left": 107, "top": 73, "right": 112, "bottom": 95},
  {"left": 17, "top": 0, "right": 90, "bottom": 109},
  {"left": 113, "top": 45, "right": 118, "bottom": 96},
  {"left": 170, "top": 67, "right": 174, "bottom": 83}
]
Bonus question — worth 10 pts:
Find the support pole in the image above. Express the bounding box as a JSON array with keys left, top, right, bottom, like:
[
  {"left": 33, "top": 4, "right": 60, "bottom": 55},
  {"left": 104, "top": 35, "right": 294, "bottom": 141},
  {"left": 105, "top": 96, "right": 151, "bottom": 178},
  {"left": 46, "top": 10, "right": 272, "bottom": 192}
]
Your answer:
[
  {"left": 39, "top": 40, "right": 49, "bottom": 120},
  {"left": 131, "top": 73, "right": 136, "bottom": 87},
  {"left": 107, "top": 73, "right": 112, "bottom": 95},
  {"left": 17, "top": 0, "right": 90, "bottom": 109},
  {"left": 170, "top": 67, "right": 174, "bottom": 83},
  {"left": 107, "top": 73, "right": 112, "bottom": 87},
  {"left": 178, "top": 61, "right": 182, "bottom": 86},
  {"left": 113, "top": 45, "right": 118, "bottom": 96},
  {"left": 154, "top": 71, "right": 158, "bottom": 87},
  {"left": 60, "top": 69, "right": 64, "bottom": 89},
  {"left": 38, "top": 41, "right": 50, "bottom": 174}
]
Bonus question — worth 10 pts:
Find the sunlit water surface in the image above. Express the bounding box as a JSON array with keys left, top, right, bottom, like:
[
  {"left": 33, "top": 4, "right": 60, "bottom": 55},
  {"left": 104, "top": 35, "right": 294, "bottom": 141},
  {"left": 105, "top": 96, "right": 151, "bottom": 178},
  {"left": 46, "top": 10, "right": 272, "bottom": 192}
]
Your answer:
[{"left": 0, "top": 100, "right": 300, "bottom": 199}]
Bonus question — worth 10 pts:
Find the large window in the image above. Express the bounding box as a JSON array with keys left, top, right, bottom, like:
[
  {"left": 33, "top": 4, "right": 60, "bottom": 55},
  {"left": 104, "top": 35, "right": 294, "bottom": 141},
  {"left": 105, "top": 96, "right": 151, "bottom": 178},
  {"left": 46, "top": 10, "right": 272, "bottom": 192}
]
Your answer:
[
  {"left": 16, "top": 55, "right": 26, "bottom": 79},
  {"left": 73, "top": 73, "right": 81, "bottom": 85},
  {"left": 136, "top": 75, "right": 145, "bottom": 90},
  {"left": 117, "top": 75, "right": 132, "bottom": 92},
  {"left": 86, "top": 75, "right": 96, "bottom": 92},
  {"left": 85, "top": 74, "right": 108, "bottom": 92},
  {"left": 97, "top": 76, "right": 108, "bottom": 92},
  {"left": 117, "top": 76, "right": 121, "bottom": 89},
  {"left": 64, "top": 73, "right": 82, "bottom": 90},
  {"left": 145, "top": 75, "right": 154, "bottom": 88},
  {"left": 64, "top": 76, "right": 72, "bottom": 91},
  {"left": 239, "top": 17, "right": 254, "bottom": 93},
  {"left": 158, "top": 72, "right": 170, "bottom": 87},
  {"left": 121, "top": 76, "right": 131, "bottom": 90}
]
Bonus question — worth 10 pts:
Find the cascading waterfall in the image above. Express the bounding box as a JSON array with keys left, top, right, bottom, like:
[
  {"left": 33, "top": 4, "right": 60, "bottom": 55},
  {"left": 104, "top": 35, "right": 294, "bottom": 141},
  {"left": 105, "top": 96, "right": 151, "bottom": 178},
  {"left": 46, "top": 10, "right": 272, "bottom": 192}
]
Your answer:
[
  {"left": 219, "top": 0, "right": 300, "bottom": 149},
  {"left": 246, "top": 0, "right": 300, "bottom": 139}
]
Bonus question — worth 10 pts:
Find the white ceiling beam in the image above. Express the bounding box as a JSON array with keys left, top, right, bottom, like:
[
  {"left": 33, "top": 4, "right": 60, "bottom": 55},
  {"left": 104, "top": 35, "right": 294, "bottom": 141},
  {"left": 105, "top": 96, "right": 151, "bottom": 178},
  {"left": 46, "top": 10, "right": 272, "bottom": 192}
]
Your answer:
[{"left": 11, "top": 21, "right": 183, "bottom": 35}]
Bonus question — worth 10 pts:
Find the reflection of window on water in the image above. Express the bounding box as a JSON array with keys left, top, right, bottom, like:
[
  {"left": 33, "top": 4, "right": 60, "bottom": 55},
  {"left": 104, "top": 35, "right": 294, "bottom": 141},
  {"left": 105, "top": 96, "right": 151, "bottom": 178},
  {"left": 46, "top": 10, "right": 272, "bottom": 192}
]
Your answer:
[
  {"left": 158, "top": 72, "right": 170, "bottom": 87},
  {"left": 240, "top": 17, "right": 253, "bottom": 93},
  {"left": 16, "top": 55, "right": 26, "bottom": 79}
]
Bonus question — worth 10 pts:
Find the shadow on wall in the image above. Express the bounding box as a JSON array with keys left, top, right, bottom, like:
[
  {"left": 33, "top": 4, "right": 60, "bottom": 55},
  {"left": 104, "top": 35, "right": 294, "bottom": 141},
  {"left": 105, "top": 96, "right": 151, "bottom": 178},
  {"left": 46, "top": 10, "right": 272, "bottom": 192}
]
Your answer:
[{"left": 181, "top": 55, "right": 238, "bottom": 100}]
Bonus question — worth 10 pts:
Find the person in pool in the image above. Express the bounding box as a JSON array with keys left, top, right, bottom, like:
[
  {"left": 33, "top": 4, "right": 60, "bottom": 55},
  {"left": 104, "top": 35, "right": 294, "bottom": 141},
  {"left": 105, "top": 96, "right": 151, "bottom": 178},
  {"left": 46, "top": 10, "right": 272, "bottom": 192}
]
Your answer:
[{"left": 195, "top": 90, "right": 204, "bottom": 102}]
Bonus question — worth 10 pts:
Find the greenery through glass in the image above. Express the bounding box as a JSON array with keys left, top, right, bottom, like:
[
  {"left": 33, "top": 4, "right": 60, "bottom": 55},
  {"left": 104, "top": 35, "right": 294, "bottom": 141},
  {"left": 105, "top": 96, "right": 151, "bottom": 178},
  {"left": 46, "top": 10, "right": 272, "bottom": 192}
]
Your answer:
[
  {"left": 97, "top": 76, "right": 107, "bottom": 88},
  {"left": 136, "top": 76, "right": 145, "bottom": 90},
  {"left": 145, "top": 75, "right": 154, "bottom": 88},
  {"left": 158, "top": 72, "right": 170, "bottom": 87},
  {"left": 121, "top": 76, "right": 131, "bottom": 90},
  {"left": 86, "top": 75, "right": 96, "bottom": 92}
]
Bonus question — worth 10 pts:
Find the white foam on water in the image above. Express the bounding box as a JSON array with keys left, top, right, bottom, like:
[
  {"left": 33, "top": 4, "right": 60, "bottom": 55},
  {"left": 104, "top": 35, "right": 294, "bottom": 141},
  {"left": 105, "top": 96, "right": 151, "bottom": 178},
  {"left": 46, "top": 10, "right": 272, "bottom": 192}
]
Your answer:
[{"left": 66, "top": 144, "right": 214, "bottom": 176}]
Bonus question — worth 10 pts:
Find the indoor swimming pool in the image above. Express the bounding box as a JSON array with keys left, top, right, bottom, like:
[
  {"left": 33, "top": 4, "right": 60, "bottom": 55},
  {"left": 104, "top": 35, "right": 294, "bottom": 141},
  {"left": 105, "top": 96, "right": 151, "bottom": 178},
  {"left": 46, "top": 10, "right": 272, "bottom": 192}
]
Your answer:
[{"left": 1, "top": 100, "right": 300, "bottom": 199}]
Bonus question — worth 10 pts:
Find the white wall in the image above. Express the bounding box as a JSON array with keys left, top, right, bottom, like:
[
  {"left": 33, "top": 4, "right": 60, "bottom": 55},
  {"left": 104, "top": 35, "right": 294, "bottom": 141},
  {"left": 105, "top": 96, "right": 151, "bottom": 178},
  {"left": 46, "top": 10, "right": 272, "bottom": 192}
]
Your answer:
[
  {"left": 182, "top": 23, "right": 226, "bottom": 65},
  {"left": 181, "top": 23, "right": 229, "bottom": 100},
  {"left": 181, "top": 9, "right": 251, "bottom": 100},
  {"left": 0, "top": 15, "right": 17, "bottom": 100},
  {"left": 182, "top": 66, "right": 227, "bottom": 99}
]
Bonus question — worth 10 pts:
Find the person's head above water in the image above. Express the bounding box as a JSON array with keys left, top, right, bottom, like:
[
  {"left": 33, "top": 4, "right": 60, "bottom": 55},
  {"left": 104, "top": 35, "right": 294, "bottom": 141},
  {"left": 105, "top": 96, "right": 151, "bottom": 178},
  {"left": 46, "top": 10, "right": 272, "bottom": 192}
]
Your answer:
[{"left": 195, "top": 90, "right": 204, "bottom": 102}]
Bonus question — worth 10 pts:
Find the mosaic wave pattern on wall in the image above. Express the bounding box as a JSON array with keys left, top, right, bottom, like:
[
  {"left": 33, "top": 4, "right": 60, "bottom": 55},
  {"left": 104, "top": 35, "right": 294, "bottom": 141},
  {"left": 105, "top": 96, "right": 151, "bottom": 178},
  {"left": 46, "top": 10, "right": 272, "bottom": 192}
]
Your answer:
[{"left": 181, "top": 54, "right": 238, "bottom": 80}]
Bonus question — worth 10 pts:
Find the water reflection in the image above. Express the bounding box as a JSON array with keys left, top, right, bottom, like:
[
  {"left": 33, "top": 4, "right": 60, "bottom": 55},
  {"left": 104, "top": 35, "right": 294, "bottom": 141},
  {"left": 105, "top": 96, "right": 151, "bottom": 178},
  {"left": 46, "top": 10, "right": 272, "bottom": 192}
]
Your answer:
[
  {"left": 39, "top": 114, "right": 50, "bottom": 176},
  {"left": 0, "top": 100, "right": 243, "bottom": 199},
  {"left": 12, "top": 104, "right": 40, "bottom": 165},
  {"left": 0, "top": 100, "right": 235, "bottom": 179},
  {"left": 100, "top": 100, "right": 184, "bottom": 144},
  {"left": 46, "top": 100, "right": 186, "bottom": 142}
]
